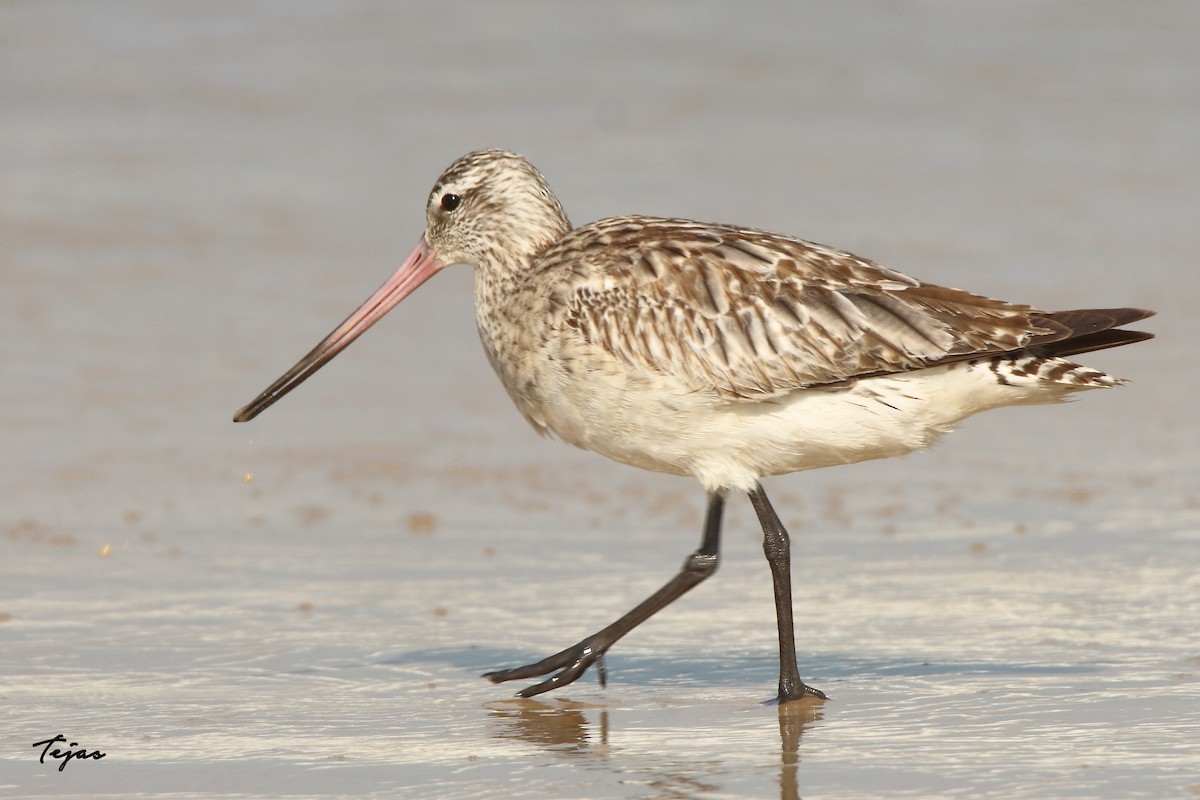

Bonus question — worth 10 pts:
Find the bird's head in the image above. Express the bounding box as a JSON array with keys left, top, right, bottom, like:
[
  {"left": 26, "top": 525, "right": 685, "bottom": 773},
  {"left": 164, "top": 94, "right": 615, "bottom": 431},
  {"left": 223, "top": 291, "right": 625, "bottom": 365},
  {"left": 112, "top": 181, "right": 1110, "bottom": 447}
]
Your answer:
[{"left": 232, "top": 149, "right": 569, "bottom": 423}]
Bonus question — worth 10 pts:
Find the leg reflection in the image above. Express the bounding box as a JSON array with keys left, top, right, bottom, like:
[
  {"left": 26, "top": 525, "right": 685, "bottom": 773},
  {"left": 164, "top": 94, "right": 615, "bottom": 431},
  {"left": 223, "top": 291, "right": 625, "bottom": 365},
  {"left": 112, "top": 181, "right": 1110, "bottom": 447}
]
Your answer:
[{"left": 486, "top": 696, "right": 825, "bottom": 800}]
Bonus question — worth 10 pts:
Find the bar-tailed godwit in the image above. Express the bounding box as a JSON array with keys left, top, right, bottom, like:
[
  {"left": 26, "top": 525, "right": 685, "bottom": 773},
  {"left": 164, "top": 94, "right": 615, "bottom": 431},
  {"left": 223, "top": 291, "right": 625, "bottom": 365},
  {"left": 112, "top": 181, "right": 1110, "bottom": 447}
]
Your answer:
[{"left": 234, "top": 149, "right": 1153, "bottom": 703}]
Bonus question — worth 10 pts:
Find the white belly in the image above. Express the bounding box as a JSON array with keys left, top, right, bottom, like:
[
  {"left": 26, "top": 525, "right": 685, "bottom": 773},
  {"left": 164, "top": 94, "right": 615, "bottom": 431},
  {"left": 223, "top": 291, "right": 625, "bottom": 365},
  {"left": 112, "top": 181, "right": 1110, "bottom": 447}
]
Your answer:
[{"left": 524, "top": 353, "right": 1102, "bottom": 492}]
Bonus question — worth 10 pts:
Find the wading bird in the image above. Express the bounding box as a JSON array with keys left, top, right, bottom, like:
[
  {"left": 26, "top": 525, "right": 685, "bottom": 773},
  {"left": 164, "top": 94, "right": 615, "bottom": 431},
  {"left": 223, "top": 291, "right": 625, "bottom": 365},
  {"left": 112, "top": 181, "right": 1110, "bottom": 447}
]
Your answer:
[{"left": 234, "top": 149, "right": 1153, "bottom": 703}]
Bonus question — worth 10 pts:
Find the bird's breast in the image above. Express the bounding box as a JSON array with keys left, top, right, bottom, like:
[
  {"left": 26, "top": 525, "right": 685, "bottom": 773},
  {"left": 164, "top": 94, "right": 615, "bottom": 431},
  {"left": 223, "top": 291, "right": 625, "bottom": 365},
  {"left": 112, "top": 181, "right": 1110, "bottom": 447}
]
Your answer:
[{"left": 473, "top": 282, "right": 705, "bottom": 472}]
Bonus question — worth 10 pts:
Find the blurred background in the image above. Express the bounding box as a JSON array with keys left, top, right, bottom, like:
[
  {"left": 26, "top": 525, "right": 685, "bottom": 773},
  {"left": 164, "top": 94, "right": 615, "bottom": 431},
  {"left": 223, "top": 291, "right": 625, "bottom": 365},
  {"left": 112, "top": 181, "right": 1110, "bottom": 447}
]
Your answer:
[{"left": 2, "top": 3, "right": 1196, "bottom": 798}]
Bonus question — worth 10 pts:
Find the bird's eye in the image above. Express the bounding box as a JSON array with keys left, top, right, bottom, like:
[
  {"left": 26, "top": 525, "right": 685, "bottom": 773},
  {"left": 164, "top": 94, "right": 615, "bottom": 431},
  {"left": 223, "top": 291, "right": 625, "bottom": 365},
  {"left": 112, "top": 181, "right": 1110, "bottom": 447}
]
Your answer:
[{"left": 440, "top": 193, "right": 461, "bottom": 212}]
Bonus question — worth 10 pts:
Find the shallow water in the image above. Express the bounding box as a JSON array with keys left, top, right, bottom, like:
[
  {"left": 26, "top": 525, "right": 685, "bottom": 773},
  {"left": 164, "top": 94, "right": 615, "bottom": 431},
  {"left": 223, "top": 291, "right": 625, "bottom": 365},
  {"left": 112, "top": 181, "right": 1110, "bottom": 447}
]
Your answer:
[{"left": 2, "top": 2, "right": 1198, "bottom": 797}]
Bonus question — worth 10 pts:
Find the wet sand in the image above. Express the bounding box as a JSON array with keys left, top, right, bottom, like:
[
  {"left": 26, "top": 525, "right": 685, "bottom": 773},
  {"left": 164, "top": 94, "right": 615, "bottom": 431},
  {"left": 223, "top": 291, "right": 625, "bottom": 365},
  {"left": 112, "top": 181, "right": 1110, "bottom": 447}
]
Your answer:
[{"left": 2, "top": 2, "right": 1198, "bottom": 797}]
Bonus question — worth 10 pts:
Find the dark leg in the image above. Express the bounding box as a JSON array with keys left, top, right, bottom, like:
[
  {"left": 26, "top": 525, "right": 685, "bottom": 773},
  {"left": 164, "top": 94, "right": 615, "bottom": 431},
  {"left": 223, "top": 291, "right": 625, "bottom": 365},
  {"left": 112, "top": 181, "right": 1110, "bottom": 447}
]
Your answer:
[
  {"left": 748, "top": 482, "right": 826, "bottom": 703},
  {"left": 485, "top": 491, "right": 726, "bottom": 697}
]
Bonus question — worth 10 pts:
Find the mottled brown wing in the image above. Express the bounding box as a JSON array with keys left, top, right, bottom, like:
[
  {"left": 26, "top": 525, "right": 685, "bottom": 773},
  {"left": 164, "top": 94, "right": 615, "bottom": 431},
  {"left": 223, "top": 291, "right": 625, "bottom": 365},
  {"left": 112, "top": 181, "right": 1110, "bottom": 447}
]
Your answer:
[{"left": 552, "top": 217, "right": 1068, "bottom": 400}]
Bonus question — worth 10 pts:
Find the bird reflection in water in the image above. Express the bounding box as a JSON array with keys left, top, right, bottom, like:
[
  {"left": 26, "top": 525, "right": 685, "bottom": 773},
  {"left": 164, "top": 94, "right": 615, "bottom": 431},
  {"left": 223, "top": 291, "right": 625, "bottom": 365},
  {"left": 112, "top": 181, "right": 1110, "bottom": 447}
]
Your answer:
[{"left": 487, "top": 697, "right": 823, "bottom": 800}]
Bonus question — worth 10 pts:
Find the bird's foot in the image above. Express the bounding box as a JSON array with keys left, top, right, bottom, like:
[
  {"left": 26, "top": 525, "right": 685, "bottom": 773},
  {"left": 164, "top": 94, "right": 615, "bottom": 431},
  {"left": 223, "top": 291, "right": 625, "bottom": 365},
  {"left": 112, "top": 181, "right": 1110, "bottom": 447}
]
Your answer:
[
  {"left": 766, "top": 681, "right": 827, "bottom": 705},
  {"left": 483, "top": 635, "right": 611, "bottom": 698}
]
